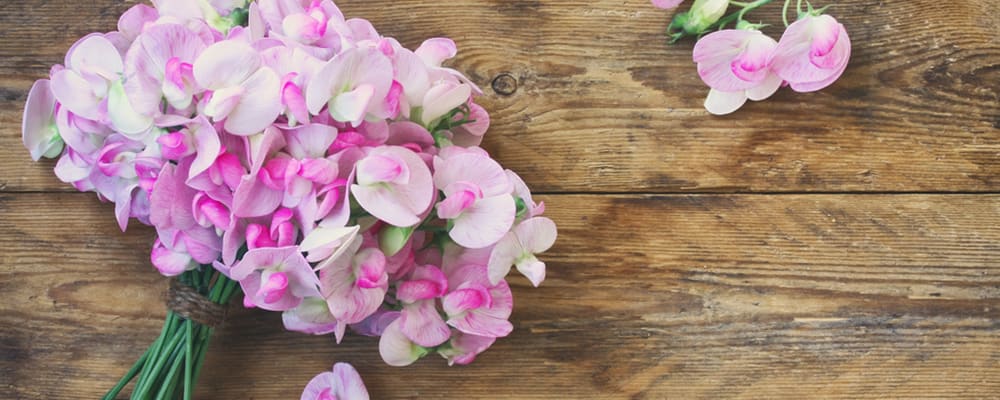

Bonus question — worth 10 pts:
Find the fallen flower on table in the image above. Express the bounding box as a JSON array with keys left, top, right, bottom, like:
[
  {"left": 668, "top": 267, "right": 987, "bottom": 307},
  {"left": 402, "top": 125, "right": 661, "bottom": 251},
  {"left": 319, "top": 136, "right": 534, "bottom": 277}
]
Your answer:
[
  {"left": 301, "top": 363, "right": 369, "bottom": 400},
  {"left": 651, "top": 0, "right": 851, "bottom": 115}
]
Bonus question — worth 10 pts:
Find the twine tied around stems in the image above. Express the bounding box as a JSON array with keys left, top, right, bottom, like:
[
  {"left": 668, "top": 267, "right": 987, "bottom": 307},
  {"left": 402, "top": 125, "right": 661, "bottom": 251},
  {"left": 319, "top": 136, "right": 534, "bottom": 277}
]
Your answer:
[{"left": 165, "top": 279, "right": 228, "bottom": 327}]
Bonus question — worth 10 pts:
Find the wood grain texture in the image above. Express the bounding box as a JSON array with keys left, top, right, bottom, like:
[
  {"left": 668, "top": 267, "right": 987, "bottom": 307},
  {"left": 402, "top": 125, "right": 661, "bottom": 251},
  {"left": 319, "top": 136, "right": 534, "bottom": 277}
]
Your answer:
[
  {"left": 1, "top": 0, "right": 998, "bottom": 193},
  {"left": 2, "top": 193, "right": 999, "bottom": 399}
]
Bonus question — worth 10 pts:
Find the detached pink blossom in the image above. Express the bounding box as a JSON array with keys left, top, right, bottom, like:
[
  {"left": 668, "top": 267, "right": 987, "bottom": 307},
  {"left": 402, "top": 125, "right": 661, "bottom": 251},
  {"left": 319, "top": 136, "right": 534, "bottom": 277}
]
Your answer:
[
  {"left": 772, "top": 14, "right": 851, "bottom": 92},
  {"left": 693, "top": 29, "right": 782, "bottom": 115},
  {"left": 301, "top": 362, "right": 369, "bottom": 400}
]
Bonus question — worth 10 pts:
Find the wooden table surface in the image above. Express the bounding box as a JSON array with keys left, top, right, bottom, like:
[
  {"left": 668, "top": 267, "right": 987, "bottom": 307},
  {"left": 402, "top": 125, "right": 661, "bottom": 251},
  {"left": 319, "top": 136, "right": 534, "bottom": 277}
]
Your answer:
[{"left": 2, "top": 1, "right": 999, "bottom": 399}]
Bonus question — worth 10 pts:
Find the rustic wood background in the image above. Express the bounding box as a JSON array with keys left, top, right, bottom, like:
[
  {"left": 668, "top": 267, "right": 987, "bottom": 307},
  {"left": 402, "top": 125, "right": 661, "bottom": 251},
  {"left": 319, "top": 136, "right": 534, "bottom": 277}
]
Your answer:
[{"left": 2, "top": 0, "right": 998, "bottom": 399}]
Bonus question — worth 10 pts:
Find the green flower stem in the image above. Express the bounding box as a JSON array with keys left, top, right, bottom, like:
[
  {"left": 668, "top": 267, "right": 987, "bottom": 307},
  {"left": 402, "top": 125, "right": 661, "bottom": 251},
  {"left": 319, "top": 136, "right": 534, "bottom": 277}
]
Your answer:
[
  {"left": 154, "top": 329, "right": 189, "bottom": 400},
  {"left": 133, "top": 322, "right": 186, "bottom": 397},
  {"left": 184, "top": 320, "right": 194, "bottom": 400},
  {"left": 190, "top": 328, "right": 214, "bottom": 388},
  {"left": 713, "top": 0, "right": 774, "bottom": 30},
  {"left": 102, "top": 346, "right": 150, "bottom": 400},
  {"left": 782, "top": 0, "right": 792, "bottom": 26},
  {"left": 107, "top": 267, "right": 239, "bottom": 400}
]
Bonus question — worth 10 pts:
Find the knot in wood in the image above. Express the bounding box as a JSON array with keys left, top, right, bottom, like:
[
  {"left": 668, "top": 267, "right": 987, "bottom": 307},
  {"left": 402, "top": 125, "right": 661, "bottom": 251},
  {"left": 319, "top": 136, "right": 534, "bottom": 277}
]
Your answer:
[{"left": 491, "top": 73, "right": 518, "bottom": 96}]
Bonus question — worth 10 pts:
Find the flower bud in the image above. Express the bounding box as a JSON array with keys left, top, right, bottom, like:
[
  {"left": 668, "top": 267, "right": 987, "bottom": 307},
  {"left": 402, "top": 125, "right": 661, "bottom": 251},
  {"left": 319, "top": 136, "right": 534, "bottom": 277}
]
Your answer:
[
  {"left": 379, "top": 224, "right": 415, "bottom": 257},
  {"left": 683, "top": 0, "right": 728, "bottom": 34}
]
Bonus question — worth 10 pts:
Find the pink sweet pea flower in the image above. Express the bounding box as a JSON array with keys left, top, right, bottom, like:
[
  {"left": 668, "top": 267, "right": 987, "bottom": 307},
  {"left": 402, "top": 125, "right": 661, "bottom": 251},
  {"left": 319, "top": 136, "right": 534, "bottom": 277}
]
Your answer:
[
  {"left": 395, "top": 265, "right": 451, "bottom": 347},
  {"left": 301, "top": 362, "right": 369, "bottom": 400},
  {"left": 262, "top": 46, "right": 324, "bottom": 126},
  {"left": 438, "top": 331, "right": 496, "bottom": 366},
  {"left": 487, "top": 217, "right": 557, "bottom": 286},
  {"left": 282, "top": 296, "right": 342, "bottom": 335},
  {"left": 316, "top": 235, "right": 389, "bottom": 341},
  {"left": 651, "top": 0, "right": 685, "bottom": 9},
  {"left": 378, "top": 317, "right": 428, "bottom": 367},
  {"left": 305, "top": 47, "right": 394, "bottom": 126},
  {"left": 443, "top": 265, "right": 514, "bottom": 338},
  {"left": 193, "top": 40, "right": 283, "bottom": 135},
  {"left": 22, "top": 80, "right": 64, "bottom": 161},
  {"left": 50, "top": 34, "right": 124, "bottom": 122},
  {"left": 123, "top": 23, "right": 209, "bottom": 120},
  {"left": 693, "top": 29, "right": 783, "bottom": 115},
  {"left": 772, "top": 14, "right": 851, "bottom": 93},
  {"left": 351, "top": 146, "right": 435, "bottom": 228},
  {"left": 433, "top": 153, "right": 515, "bottom": 249},
  {"left": 230, "top": 246, "right": 322, "bottom": 311}
]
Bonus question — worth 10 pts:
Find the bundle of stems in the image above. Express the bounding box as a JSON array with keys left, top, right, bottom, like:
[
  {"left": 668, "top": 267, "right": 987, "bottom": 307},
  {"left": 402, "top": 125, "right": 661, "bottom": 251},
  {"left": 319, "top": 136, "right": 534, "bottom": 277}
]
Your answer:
[{"left": 103, "top": 267, "right": 239, "bottom": 400}]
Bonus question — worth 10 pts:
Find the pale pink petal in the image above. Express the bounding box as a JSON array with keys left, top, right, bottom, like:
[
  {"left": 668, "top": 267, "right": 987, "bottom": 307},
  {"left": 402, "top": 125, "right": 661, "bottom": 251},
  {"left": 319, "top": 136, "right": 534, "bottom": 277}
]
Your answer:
[
  {"left": 378, "top": 318, "right": 426, "bottom": 367},
  {"left": 704, "top": 88, "right": 747, "bottom": 115},
  {"left": 50, "top": 69, "right": 102, "bottom": 120},
  {"left": 414, "top": 38, "right": 457, "bottom": 67},
  {"left": 449, "top": 195, "right": 516, "bottom": 249},
  {"left": 330, "top": 84, "right": 375, "bottom": 126},
  {"left": 247, "top": 1, "right": 267, "bottom": 40},
  {"left": 150, "top": 163, "right": 198, "bottom": 231},
  {"left": 284, "top": 123, "right": 339, "bottom": 159},
  {"left": 514, "top": 217, "right": 558, "bottom": 254},
  {"left": 773, "top": 15, "right": 850, "bottom": 92},
  {"left": 651, "top": 0, "right": 685, "bottom": 9},
  {"left": 225, "top": 67, "right": 282, "bottom": 135},
  {"left": 693, "top": 30, "right": 776, "bottom": 92},
  {"left": 400, "top": 300, "right": 451, "bottom": 347},
  {"left": 392, "top": 49, "right": 430, "bottom": 106},
  {"left": 68, "top": 35, "right": 123, "bottom": 80},
  {"left": 107, "top": 80, "right": 153, "bottom": 135},
  {"left": 351, "top": 147, "right": 434, "bottom": 227},
  {"left": 439, "top": 332, "right": 495, "bottom": 366},
  {"left": 187, "top": 117, "right": 222, "bottom": 179},
  {"left": 433, "top": 153, "right": 512, "bottom": 197},
  {"left": 193, "top": 40, "right": 261, "bottom": 89},
  {"left": 487, "top": 232, "right": 522, "bottom": 285},
  {"left": 515, "top": 257, "right": 546, "bottom": 287},
  {"left": 746, "top": 72, "right": 783, "bottom": 101},
  {"left": 788, "top": 29, "right": 851, "bottom": 92},
  {"left": 331, "top": 363, "right": 370, "bottom": 400},
  {"left": 151, "top": 239, "right": 194, "bottom": 276},
  {"left": 421, "top": 82, "right": 471, "bottom": 124},
  {"left": 118, "top": 4, "right": 159, "bottom": 42},
  {"left": 22, "top": 79, "right": 63, "bottom": 161}
]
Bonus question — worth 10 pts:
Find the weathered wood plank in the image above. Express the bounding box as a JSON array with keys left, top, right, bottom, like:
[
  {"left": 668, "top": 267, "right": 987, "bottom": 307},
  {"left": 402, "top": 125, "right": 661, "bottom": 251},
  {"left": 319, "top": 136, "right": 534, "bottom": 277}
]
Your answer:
[
  {"left": 2, "top": 193, "right": 998, "bottom": 399},
  {"left": 1, "top": 0, "right": 998, "bottom": 193}
]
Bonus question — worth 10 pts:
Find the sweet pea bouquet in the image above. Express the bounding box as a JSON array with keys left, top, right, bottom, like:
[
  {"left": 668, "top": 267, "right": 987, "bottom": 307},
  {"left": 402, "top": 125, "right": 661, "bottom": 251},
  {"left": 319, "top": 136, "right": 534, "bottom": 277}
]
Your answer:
[
  {"left": 21, "top": 0, "right": 556, "bottom": 398},
  {"left": 652, "top": 0, "right": 851, "bottom": 114}
]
